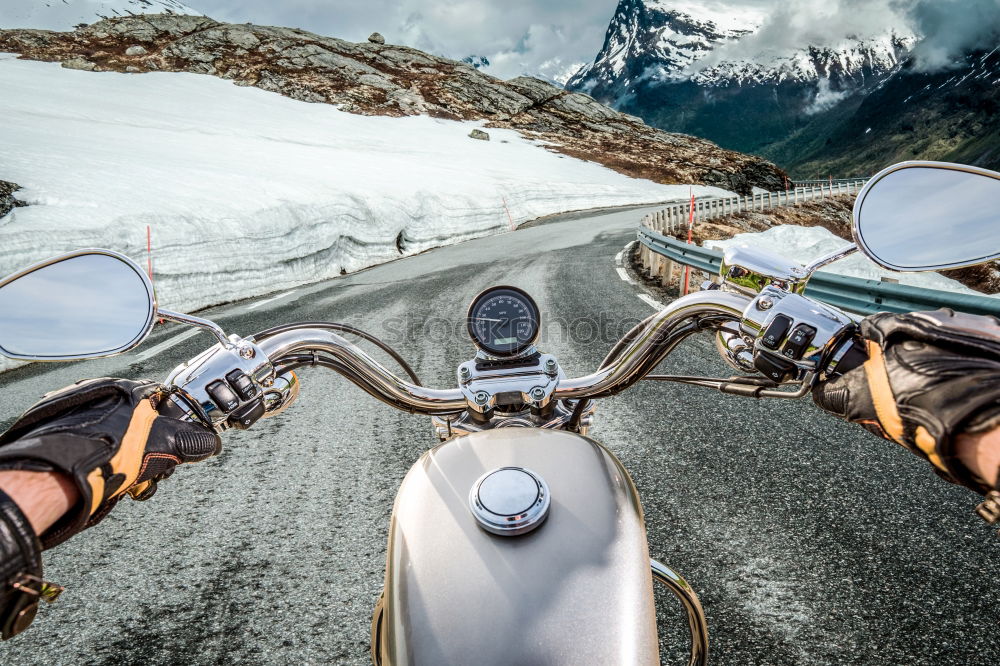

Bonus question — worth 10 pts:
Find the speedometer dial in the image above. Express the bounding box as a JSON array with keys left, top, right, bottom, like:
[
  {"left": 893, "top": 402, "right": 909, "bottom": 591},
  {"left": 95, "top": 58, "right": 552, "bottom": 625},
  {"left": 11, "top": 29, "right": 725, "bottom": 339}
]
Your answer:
[{"left": 467, "top": 286, "right": 541, "bottom": 357}]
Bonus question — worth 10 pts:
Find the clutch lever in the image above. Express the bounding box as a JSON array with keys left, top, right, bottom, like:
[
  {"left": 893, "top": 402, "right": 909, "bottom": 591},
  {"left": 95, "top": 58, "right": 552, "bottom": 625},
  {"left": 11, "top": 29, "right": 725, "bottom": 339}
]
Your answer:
[{"left": 644, "top": 372, "right": 815, "bottom": 399}]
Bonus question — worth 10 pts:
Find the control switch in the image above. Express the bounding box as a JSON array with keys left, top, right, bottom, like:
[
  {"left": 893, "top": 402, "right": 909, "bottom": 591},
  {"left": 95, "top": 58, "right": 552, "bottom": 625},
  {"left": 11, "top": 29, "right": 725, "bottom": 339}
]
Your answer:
[
  {"left": 761, "top": 314, "right": 793, "bottom": 349},
  {"left": 226, "top": 370, "right": 259, "bottom": 401},
  {"left": 228, "top": 399, "right": 266, "bottom": 430},
  {"left": 754, "top": 352, "right": 797, "bottom": 383},
  {"left": 206, "top": 380, "right": 240, "bottom": 412},
  {"left": 782, "top": 324, "right": 817, "bottom": 360}
]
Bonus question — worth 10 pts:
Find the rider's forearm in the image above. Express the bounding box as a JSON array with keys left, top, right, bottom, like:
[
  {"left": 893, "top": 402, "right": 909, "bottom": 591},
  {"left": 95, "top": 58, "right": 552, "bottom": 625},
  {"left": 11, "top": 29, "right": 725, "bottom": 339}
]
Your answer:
[
  {"left": 956, "top": 428, "right": 1000, "bottom": 490},
  {"left": 0, "top": 471, "right": 78, "bottom": 536}
]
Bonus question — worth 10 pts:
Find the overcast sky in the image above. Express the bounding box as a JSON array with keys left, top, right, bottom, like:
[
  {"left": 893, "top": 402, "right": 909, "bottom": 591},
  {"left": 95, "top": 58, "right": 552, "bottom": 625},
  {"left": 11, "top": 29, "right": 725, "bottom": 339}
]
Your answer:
[{"left": 189, "top": 1, "right": 999, "bottom": 80}]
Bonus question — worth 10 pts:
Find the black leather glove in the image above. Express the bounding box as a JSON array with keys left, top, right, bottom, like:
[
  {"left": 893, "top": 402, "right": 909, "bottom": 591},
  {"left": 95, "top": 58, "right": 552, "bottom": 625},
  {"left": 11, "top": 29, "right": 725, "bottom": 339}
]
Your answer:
[
  {"left": 0, "top": 377, "right": 221, "bottom": 549},
  {"left": 0, "top": 377, "right": 220, "bottom": 639},
  {"left": 813, "top": 309, "right": 1000, "bottom": 495}
]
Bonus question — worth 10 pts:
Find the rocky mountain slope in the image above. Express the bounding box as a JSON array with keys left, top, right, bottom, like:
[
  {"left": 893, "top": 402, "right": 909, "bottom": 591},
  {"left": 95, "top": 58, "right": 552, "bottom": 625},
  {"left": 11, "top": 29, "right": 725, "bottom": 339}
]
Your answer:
[
  {"left": 567, "top": 0, "right": 913, "bottom": 164},
  {"left": 763, "top": 46, "right": 1000, "bottom": 177},
  {"left": 0, "top": 14, "right": 786, "bottom": 194}
]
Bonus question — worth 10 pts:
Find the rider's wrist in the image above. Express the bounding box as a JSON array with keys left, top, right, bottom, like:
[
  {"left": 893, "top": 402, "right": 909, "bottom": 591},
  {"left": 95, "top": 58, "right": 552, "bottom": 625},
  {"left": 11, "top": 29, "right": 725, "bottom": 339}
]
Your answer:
[
  {"left": 955, "top": 427, "right": 1000, "bottom": 490},
  {"left": 0, "top": 471, "right": 78, "bottom": 536}
]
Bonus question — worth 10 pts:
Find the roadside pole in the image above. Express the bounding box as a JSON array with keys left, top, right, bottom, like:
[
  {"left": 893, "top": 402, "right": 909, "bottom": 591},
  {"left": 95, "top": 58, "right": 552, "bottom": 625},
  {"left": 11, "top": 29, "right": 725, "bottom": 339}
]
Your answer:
[{"left": 682, "top": 187, "right": 694, "bottom": 296}]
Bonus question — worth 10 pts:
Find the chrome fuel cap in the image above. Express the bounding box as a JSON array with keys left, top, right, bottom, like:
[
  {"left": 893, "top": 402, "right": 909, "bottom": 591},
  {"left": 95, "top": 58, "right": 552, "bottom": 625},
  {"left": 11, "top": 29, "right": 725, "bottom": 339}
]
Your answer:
[{"left": 469, "top": 467, "right": 550, "bottom": 536}]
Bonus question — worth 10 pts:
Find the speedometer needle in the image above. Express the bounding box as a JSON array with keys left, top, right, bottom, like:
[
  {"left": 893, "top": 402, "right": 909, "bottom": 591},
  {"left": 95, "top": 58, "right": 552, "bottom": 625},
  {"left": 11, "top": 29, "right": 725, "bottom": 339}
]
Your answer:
[{"left": 472, "top": 317, "right": 504, "bottom": 322}]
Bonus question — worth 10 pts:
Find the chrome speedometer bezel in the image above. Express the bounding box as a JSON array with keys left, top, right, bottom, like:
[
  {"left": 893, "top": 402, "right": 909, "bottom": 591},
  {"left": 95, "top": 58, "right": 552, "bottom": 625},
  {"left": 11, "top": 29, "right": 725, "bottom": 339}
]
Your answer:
[{"left": 466, "top": 285, "right": 541, "bottom": 358}]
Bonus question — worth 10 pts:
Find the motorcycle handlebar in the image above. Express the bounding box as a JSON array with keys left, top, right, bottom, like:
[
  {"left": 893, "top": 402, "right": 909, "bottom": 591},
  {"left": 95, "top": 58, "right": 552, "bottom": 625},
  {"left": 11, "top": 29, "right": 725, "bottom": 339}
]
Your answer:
[
  {"left": 254, "top": 327, "right": 468, "bottom": 415},
  {"left": 253, "top": 291, "right": 752, "bottom": 418},
  {"left": 552, "top": 291, "right": 750, "bottom": 400}
]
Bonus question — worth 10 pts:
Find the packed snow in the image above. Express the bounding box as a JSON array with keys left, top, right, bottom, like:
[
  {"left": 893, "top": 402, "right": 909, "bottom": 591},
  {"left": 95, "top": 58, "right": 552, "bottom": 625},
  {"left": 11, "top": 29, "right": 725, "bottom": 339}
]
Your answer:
[
  {"left": 646, "top": 0, "right": 764, "bottom": 35},
  {"left": 0, "top": 56, "right": 733, "bottom": 372},
  {"left": 705, "top": 225, "right": 999, "bottom": 297},
  {"left": 0, "top": 0, "right": 200, "bottom": 30}
]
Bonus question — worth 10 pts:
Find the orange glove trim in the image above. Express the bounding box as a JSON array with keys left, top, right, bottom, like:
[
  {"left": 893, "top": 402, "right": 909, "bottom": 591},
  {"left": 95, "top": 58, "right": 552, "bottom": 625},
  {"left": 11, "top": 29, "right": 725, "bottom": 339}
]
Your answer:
[{"left": 864, "top": 340, "right": 906, "bottom": 444}]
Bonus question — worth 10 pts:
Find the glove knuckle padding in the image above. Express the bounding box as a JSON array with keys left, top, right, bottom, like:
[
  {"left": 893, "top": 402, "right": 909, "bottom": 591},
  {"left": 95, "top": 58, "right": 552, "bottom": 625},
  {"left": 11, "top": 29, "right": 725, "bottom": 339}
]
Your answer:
[{"left": 0, "top": 378, "right": 220, "bottom": 548}]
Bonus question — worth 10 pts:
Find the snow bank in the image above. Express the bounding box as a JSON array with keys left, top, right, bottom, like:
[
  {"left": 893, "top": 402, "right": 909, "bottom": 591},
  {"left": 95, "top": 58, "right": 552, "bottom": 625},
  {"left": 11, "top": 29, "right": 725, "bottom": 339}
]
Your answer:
[
  {"left": 0, "top": 0, "right": 200, "bottom": 31},
  {"left": 0, "top": 56, "right": 731, "bottom": 372},
  {"left": 706, "top": 225, "right": 1000, "bottom": 296}
]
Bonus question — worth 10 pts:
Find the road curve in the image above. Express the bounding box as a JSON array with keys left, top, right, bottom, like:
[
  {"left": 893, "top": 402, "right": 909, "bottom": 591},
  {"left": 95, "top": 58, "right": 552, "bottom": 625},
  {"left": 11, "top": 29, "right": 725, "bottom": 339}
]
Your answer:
[{"left": 0, "top": 204, "right": 998, "bottom": 665}]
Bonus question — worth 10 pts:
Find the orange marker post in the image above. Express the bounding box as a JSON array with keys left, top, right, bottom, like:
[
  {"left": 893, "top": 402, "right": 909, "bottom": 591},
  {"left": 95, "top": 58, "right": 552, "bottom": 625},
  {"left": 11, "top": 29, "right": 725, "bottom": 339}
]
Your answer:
[{"left": 682, "top": 187, "right": 695, "bottom": 296}]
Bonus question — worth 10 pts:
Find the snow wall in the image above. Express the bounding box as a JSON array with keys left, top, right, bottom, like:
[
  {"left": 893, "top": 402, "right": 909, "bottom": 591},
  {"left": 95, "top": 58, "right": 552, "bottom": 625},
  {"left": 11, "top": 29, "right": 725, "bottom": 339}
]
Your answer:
[{"left": 0, "top": 56, "right": 733, "bottom": 373}]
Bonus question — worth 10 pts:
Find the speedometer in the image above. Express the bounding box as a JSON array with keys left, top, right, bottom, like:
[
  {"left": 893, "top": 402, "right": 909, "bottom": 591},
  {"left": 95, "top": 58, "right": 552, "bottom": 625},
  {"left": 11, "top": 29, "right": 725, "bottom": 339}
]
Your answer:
[{"left": 466, "top": 286, "right": 541, "bottom": 357}]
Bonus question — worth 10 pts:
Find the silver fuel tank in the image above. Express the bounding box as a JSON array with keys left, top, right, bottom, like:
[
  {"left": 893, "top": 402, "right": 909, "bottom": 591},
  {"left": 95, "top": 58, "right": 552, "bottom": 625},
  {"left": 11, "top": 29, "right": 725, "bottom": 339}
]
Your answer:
[{"left": 372, "top": 428, "right": 659, "bottom": 665}]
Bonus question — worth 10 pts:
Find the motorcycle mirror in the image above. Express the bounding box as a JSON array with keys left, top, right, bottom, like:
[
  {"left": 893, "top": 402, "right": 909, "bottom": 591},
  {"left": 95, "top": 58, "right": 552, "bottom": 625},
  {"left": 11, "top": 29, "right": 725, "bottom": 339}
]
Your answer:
[
  {"left": 853, "top": 161, "right": 1000, "bottom": 272},
  {"left": 0, "top": 249, "right": 156, "bottom": 361}
]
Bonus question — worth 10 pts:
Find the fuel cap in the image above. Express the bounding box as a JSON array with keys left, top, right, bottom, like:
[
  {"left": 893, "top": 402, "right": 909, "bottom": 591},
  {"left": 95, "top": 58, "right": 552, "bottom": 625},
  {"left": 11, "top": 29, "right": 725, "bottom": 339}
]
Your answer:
[{"left": 469, "top": 466, "right": 550, "bottom": 536}]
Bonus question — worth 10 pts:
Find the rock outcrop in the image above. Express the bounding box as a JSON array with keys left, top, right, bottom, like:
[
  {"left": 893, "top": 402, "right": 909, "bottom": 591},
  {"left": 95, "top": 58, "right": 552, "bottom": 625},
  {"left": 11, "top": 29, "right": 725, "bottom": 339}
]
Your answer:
[
  {"left": 0, "top": 15, "right": 788, "bottom": 193},
  {"left": 0, "top": 180, "right": 27, "bottom": 219}
]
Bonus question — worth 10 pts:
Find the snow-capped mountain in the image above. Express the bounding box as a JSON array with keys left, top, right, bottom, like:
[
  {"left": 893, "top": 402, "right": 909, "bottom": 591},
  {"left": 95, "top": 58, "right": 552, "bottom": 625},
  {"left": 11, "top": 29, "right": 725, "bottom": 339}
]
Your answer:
[
  {"left": 567, "top": 0, "right": 764, "bottom": 95},
  {"left": 0, "top": 0, "right": 201, "bottom": 31},
  {"left": 567, "top": 0, "right": 914, "bottom": 157},
  {"left": 569, "top": 0, "right": 912, "bottom": 95}
]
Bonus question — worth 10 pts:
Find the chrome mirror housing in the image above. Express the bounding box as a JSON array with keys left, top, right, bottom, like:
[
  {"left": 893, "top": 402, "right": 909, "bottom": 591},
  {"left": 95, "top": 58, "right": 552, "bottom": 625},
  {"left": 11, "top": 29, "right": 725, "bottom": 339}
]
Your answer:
[
  {"left": 719, "top": 245, "right": 809, "bottom": 296},
  {"left": 853, "top": 161, "right": 1000, "bottom": 272},
  {"left": 0, "top": 249, "right": 156, "bottom": 361}
]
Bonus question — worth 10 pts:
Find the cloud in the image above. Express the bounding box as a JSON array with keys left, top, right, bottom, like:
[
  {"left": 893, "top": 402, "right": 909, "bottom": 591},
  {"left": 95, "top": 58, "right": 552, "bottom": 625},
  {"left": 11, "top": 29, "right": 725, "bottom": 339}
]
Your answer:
[
  {"left": 690, "top": 0, "right": 1000, "bottom": 75},
  {"left": 190, "top": 0, "right": 615, "bottom": 81},
  {"left": 692, "top": 0, "right": 912, "bottom": 72},
  {"left": 804, "top": 78, "right": 850, "bottom": 114},
  {"left": 184, "top": 0, "right": 1000, "bottom": 83},
  {"left": 897, "top": 0, "right": 1000, "bottom": 71}
]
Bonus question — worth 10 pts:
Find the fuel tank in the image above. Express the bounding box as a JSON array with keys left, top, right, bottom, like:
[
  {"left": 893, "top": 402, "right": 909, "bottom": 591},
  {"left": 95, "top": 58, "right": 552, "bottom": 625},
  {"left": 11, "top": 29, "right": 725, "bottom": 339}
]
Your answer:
[{"left": 373, "top": 428, "right": 659, "bottom": 665}]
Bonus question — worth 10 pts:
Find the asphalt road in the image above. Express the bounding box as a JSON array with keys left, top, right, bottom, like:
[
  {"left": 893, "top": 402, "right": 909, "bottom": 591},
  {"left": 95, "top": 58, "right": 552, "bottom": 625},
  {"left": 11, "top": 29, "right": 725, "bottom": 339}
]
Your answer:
[{"left": 0, "top": 205, "right": 998, "bottom": 665}]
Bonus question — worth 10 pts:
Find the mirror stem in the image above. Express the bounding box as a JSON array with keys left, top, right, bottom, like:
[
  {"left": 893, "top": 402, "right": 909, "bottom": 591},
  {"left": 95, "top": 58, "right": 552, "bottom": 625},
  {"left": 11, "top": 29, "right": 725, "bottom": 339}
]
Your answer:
[
  {"left": 802, "top": 243, "right": 858, "bottom": 276},
  {"left": 157, "top": 309, "right": 232, "bottom": 348}
]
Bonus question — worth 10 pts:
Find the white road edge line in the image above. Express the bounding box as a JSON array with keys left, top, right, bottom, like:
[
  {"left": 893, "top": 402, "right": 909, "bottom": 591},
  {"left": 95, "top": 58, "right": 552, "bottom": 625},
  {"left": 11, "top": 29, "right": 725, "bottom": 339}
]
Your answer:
[
  {"left": 615, "top": 267, "right": 633, "bottom": 283},
  {"left": 246, "top": 290, "right": 297, "bottom": 311},
  {"left": 134, "top": 328, "right": 201, "bottom": 362},
  {"left": 637, "top": 294, "right": 664, "bottom": 311}
]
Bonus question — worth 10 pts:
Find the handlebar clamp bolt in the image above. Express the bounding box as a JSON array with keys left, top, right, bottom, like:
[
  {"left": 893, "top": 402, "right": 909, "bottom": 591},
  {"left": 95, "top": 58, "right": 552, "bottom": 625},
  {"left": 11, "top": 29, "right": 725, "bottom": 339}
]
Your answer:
[
  {"left": 238, "top": 344, "right": 256, "bottom": 359},
  {"left": 544, "top": 359, "right": 556, "bottom": 372},
  {"left": 460, "top": 366, "right": 471, "bottom": 380},
  {"left": 756, "top": 296, "right": 774, "bottom": 311},
  {"left": 530, "top": 387, "right": 546, "bottom": 401},
  {"left": 474, "top": 391, "right": 490, "bottom": 406}
]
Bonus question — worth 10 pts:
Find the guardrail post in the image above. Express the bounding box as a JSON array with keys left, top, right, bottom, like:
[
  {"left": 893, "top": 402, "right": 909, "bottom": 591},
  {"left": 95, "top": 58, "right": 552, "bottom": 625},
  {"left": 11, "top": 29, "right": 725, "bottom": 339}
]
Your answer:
[{"left": 662, "top": 259, "right": 674, "bottom": 286}]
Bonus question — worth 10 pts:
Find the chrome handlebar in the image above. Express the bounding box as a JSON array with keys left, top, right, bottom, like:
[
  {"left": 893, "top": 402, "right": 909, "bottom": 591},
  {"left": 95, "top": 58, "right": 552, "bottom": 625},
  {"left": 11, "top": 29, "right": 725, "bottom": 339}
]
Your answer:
[
  {"left": 169, "top": 288, "right": 851, "bottom": 431},
  {"left": 246, "top": 291, "right": 752, "bottom": 420},
  {"left": 552, "top": 290, "right": 750, "bottom": 400},
  {"left": 254, "top": 328, "right": 467, "bottom": 415}
]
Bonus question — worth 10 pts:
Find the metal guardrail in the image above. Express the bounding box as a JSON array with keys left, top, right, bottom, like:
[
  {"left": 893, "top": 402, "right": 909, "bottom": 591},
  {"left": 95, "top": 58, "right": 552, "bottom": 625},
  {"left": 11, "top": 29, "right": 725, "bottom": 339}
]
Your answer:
[
  {"left": 640, "top": 180, "right": 867, "bottom": 234},
  {"left": 636, "top": 228, "right": 1000, "bottom": 317},
  {"left": 793, "top": 177, "right": 870, "bottom": 187}
]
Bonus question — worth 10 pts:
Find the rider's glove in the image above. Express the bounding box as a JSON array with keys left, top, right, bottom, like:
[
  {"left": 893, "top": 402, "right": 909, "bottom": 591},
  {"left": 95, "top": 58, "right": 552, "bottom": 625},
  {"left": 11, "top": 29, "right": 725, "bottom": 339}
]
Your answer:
[
  {"left": 812, "top": 309, "right": 1000, "bottom": 495},
  {"left": 0, "top": 377, "right": 220, "bottom": 549}
]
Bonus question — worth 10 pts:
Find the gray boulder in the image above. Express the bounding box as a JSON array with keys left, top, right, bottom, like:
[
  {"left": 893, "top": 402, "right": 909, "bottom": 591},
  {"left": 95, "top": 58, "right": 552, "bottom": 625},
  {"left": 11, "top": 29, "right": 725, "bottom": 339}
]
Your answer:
[
  {"left": 124, "top": 45, "right": 147, "bottom": 56},
  {"left": 368, "top": 32, "right": 385, "bottom": 45},
  {"left": 468, "top": 129, "right": 490, "bottom": 141},
  {"left": 61, "top": 57, "right": 96, "bottom": 71}
]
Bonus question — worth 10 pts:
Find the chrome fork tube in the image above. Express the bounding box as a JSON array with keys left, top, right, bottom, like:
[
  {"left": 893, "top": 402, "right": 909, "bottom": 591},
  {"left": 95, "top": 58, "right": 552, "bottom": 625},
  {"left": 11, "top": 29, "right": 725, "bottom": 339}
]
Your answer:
[
  {"left": 651, "top": 558, "right": 709, "bottom": 666},
  {"left": 554, "top": 291, "right": 749, "bottom": 400}
]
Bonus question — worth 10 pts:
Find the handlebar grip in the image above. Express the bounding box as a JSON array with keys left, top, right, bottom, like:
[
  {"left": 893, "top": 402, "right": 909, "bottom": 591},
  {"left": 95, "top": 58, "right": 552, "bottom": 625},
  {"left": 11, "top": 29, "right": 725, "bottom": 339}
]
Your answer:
[
  {"left": 827, "top": 338, "right": 868, "bottom": 377},
  {"left": 157, "top": 391, "right": 213, "bottom": 429}
]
